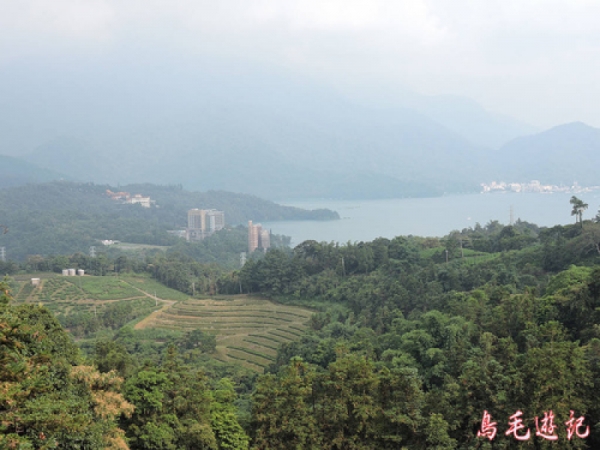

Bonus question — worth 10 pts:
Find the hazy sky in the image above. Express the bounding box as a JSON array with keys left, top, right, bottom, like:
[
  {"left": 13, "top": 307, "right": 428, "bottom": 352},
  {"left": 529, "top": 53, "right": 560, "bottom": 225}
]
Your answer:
[{"left": 1, "top": 0, "right": 599, "bottom": 128}]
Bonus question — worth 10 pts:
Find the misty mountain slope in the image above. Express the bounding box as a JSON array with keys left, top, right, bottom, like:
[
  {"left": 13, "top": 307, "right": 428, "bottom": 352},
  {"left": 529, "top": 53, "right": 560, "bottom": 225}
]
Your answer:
[
  {"left": 0, "top": 154, "right": 68, "bottom": 188},
  {"left": 408, "top": 95, "right": 538, "bottom": 149},
  {"left": 492, "top": 122, "right": 600, "bottom": 185},
  {"left": 23, "top": 109, "right": 482, "bottom": 198},
  {"left": 8, "top": 60, "right": 517, "bottom": 198},
  {"left": 27, "top": 124, "right": 441, "bottom": 200},
  {"left": 345, "top": 87, "right": 537, "bottom": 149},
  {"left": 23, "top": 89, "right": 487, "bottom": 198},
  {"left": 113, "top": 115, "right": 440, "bottom": 199},
  {"left": 236, "top": 97, "right": 487, "bottom": 181}
]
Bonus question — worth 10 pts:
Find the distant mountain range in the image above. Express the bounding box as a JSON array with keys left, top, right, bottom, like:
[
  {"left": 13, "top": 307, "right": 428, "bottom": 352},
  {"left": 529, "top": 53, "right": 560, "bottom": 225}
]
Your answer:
[{"left": 0, "top": 61, "right": 598, "bottom": 199}]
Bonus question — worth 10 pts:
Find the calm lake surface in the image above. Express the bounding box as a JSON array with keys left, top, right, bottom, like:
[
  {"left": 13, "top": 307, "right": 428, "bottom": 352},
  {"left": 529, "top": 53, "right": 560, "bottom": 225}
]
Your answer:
[{"left": 264, "top": 193, "right": 600, "bottom": 246}]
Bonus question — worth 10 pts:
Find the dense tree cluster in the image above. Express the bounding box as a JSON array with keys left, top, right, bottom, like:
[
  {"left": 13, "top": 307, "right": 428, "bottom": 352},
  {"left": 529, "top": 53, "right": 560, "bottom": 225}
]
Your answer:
[
  {"left": 232, "top": 223, "right": 600, "bottom": 448},
  {"left": 1, "top": 280, "right": 250, "bottom": 450},
  {"left": 0, "top": 281, "right": 134, "bottom": 449},
  {"left": 121, "top": 347, "right": 248, "bottom": 450}
]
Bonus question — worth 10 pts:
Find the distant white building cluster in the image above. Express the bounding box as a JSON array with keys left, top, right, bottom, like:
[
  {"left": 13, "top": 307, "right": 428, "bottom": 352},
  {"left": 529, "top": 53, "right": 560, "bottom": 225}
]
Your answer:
[
  {"left": 248, "top": 220, "right": 270, "bottom": 253},
  {"left": 127, "top": 194, "right": 152, "bottom": 208},
  {"left": 186, "top": 209, "right": 225, "bottom": 241},
  {"left": 481, "top": 180, "right": 600, "bottom": 194},
  {"left": 106, "top": 190, "right": 153, "bottom": 207}
]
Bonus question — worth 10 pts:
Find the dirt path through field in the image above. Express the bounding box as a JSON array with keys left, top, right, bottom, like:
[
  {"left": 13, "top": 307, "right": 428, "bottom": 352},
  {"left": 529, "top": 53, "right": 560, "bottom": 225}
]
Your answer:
[
  {"left": 119, "top": 281, "right": 179, "bottom": 330},
  {"left": 134, "top": 300, "right": 176, "bottom": 329}
]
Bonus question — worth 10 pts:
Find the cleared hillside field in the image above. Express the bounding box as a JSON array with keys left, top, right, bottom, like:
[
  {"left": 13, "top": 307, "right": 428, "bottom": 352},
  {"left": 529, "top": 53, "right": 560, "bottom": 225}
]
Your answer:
[
  {"left": 14, "top": 275, "right": 143, "bottom": 304},
  {"left": 139, "top": 295, "right": 313, "bottom": 371},
  {"left": 11, "top": 274, "right": 187, "bottom": 320}
]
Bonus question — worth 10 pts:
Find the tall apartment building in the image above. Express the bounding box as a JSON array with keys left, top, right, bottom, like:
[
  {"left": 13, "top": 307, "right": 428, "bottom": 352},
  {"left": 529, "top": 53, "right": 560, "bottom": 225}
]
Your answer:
[
  {"left": 187, "top": 209, "right": 225, "bottom": 241},
  {"left": 248, "top": 220, "right": 260, "bottom": 253},
  {"left": 248, "top": 220, "right": 271, "bottom": 253}
]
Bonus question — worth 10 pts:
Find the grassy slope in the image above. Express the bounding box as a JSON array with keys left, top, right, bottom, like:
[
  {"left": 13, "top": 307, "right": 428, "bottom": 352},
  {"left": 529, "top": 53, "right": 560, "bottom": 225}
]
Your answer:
[{"left": 12, "top": 273, "right": 187, "bottom": 324}]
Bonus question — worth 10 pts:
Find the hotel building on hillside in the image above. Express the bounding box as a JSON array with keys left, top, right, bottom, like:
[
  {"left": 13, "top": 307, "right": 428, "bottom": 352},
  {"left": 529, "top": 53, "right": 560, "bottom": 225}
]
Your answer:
[{"left": 186, "top": 209, "right": 225, "bottom": 241}]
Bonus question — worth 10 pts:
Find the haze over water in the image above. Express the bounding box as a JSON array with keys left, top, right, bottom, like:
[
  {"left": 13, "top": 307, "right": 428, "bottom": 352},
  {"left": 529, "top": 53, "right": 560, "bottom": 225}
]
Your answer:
[{"left": 264, "top": 193, "right": 600, "bottom": 246}]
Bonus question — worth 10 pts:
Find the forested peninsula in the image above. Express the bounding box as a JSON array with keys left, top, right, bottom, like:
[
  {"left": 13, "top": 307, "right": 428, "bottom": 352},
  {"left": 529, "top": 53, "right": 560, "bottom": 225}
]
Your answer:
[{"left": 0, "top": 181, "right": 338, "bottom": 260}]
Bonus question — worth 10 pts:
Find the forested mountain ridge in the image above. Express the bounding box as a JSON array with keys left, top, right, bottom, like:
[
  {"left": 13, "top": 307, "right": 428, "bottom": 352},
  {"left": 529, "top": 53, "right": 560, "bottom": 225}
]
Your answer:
[{"left": 0, "top": 181, "right": 337, "bottom": 261}]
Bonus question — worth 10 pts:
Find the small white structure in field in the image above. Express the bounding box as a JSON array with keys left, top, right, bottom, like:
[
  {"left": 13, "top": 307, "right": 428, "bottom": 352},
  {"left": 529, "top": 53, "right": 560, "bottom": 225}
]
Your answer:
[
  {"left": 77, "top": 269, "right": 85, "bottom": 276},
  {"left": 31, "top": 278, "right": 40, "bottom": 286},
  {"left": 62, "top": 269, "right": 69, "bottom": 276},
  {"left": 67, "top": 268, "right": 76, "bottom": 276}
]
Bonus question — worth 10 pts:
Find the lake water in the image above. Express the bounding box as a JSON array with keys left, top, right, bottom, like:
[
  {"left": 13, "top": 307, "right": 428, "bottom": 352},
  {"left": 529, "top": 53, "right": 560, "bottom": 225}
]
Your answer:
[{"left": 263, "top": 193, "right": 600, "bottom": 246}]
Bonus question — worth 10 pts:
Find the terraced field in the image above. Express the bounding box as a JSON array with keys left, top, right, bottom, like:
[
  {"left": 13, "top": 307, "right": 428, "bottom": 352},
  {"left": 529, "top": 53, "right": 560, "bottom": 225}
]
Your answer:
[
  {"left": 140, "top": 295, "right": 313, "bottom": 371},
  {"left": 12, "top": 275, "right": 312, "bottom": 372}
]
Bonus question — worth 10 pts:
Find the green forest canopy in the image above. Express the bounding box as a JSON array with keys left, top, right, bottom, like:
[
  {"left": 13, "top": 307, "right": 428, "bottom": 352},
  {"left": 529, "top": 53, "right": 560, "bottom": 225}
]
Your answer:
[{"left": 4, "top": 212, "right": 600, "bottom": 448}]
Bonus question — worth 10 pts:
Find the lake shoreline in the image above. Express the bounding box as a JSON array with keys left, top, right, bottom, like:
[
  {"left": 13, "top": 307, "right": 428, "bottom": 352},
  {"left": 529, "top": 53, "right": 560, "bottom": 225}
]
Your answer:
[{"left": 265, "top": 192, "right": 600, "bottom": 246}]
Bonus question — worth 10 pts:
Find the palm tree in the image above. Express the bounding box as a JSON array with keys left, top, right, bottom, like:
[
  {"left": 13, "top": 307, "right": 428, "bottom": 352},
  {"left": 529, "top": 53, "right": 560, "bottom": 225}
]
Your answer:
[{"left": 570, "top": 196, "right": 588, "bottom": 228}]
